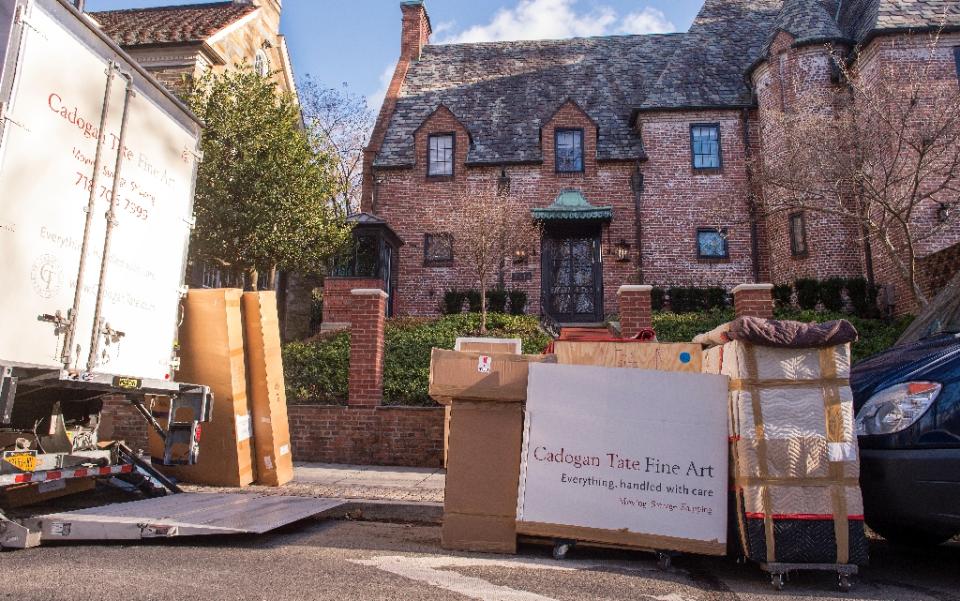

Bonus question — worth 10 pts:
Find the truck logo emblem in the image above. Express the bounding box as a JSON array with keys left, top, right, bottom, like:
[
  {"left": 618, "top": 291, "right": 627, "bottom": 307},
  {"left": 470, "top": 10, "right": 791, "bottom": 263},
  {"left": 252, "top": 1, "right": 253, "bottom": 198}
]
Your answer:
[{"left": 31, "top": 254, "right": 63, "bottom": 299}]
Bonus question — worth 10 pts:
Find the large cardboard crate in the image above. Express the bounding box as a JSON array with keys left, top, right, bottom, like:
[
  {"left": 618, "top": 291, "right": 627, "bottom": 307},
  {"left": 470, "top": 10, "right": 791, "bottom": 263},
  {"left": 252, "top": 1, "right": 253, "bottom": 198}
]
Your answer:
[
  {"left": 159, "top": 289, "right": 255, "bottom": 487},
  {"left": 242, "top": 291, "right": 294, "bottom": 487}
]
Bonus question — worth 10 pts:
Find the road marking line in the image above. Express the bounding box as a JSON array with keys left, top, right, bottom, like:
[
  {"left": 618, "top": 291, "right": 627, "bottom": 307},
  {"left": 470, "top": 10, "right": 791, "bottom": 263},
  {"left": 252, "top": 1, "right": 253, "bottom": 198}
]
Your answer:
[{"left": 351, "top": 555, "right": 682, "bottom": 601}]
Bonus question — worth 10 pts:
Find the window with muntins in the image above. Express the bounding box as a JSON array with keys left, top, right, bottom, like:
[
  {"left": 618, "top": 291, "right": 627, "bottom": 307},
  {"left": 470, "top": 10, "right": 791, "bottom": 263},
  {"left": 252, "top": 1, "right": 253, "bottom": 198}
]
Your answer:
[
  {"left": 697, "top": 228, "right": 728, "bottom": 259},
  {"left": 424, "top": 233, "right": 453, "bottom": 265},
  {"left": 428, "top": 134, "right": 454, "bottom": 176},
  {"left": 691, "top": 124, "right": 721, "bottom": 169},
  {"left": 789, "top": 212, "right": 808, "bottom": 256},
  {"left": 555, "top": 129, "right": 584, "bottom": 172}
]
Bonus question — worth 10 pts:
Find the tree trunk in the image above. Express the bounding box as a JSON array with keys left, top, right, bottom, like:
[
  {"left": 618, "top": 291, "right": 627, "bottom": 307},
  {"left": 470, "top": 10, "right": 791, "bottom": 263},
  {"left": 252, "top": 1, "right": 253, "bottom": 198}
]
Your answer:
[
  {"left": 245, "top": 267, "right": 258, "bottom": 291},
  {"left": 267, "top": 265, "right": 278, "bottom": 290},
  {"left": 480, "top": 287, "right": 488, "bottom": 335}
]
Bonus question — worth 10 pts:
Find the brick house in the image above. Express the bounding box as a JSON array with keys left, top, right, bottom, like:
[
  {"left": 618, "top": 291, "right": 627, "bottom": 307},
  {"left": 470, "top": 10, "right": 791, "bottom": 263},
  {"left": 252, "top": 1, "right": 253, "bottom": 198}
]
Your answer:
[{"left": 361, "top": 0, "right": 960, "bottom": 322}]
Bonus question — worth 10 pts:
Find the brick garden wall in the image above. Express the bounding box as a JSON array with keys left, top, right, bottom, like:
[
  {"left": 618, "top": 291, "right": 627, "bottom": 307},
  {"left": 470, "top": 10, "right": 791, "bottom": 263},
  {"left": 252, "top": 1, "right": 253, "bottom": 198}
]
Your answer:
[{"left": 287, "top": 404, "right": 444, "bottom": 468}]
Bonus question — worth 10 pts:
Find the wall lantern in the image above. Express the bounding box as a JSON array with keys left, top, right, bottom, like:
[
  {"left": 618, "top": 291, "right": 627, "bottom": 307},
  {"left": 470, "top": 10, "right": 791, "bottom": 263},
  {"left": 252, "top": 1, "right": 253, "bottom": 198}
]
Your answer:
[
  {"left": 615, "top": 239, "right": 631, "bottom": 262},
  {"left": 513, "top": 248, "right": 528, "bottom": 264},
  {"left": 937, "top": 202, "right": 952, "bottom": 224},
  {"left": 497, "top": 167, "right": 511, "bottom": 196}
]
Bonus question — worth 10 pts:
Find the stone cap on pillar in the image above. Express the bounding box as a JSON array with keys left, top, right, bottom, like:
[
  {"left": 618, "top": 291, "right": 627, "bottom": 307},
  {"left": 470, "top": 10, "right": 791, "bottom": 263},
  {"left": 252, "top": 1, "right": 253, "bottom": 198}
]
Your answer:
[
  {"left": 617, "top": 285, "right": 653, "bottom": 294},
  {"left": 351, "top": 288, "right": 388, "bottom": 298},
  {"left": 732, "top": 283, "right": 773, "bottom": 294}
]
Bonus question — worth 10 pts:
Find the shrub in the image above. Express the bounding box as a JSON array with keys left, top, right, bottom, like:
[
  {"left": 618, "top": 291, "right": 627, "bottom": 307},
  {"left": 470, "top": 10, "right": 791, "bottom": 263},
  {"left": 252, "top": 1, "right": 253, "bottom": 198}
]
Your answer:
[
  {"left": 773, "top": 284, "right": 793, "bottom": 308},
  {"left": 284, "top": 313, "right": 552, "bottom": 407},
  {"left": 651, "top": 287, "right": 666, "bottom": 311},
  {"left": 465, "top": 289, "right": 482, "bottom": 312},
  {"left": 442, "top": 289, "right": 465, "bottom": 315},
  {"left": 653, "top": 309, "right": 734, "bottom": 342},
  {"left": 795, "top": 278, "right": 821, "bottom": 310},
  {"left": 704, "top": 287, "right": 728, "bottom": 310},
  {"left": 846, "top": 277, "right": 880, "bottom": 318},
  {"left": 487, "top": 288, "right": 508, "bottom": 313},
  {"left": 508, "top": 289, "right": 528, "bottom": 315},
  {"left": 820, "top": 277, "right": 846, "bottom": 312}
]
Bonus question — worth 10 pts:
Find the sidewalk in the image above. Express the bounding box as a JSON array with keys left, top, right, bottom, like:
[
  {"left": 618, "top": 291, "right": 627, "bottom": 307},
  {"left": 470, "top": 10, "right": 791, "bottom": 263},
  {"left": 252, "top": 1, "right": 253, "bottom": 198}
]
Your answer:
[{"left": 182, "top": 462, "right": 445, "bottom": 505}]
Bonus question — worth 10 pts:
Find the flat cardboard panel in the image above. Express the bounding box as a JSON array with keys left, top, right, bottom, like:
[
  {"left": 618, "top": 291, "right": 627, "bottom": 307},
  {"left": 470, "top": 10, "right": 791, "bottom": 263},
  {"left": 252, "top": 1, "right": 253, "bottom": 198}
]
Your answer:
[
  {"left": 455, "top": 337, "right": 522, "bottom": 354},
  {"left": 428, "top": 349, "right": 553, "bottom": 403},
  {"left": 553, "top": 341, "right": 702, "bottom": 372},
  {"left": 517, "top": 363, "right": 730, "bottom": 555},
  {"left": 242, "top": 292, "right": 294, "bottom": 487},
  {"left": 442, "top": 513, "right": 517, "bottom": 553},
  {"left": 516, "top": 521, "right": 725, "bottom": 556},
  {"left": 445, "top": 401, "right": 524, "bottom": 517},
  {"left": 159, "top": 289, "right": 255, "bottom": 487}
]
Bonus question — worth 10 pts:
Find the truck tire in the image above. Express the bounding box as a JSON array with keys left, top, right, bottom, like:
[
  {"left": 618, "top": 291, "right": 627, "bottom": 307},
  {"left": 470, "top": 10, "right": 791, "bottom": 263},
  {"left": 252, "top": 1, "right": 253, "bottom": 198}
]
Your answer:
[{"left": 870, "top": 521, "right": 956, "bottom": 547}]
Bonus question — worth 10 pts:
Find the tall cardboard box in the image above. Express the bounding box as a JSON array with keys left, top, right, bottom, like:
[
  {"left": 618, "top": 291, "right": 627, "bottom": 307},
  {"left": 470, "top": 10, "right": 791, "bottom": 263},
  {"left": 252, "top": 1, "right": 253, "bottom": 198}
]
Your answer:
[
  {"left": 242, "top": 291, "right": 294, "bottom": 487},
  {"left": 430, "top": 349, "right": 554, "bottom": 554},
  {"left": 160, "top": 289, "right": 256, "bottom": 487}
]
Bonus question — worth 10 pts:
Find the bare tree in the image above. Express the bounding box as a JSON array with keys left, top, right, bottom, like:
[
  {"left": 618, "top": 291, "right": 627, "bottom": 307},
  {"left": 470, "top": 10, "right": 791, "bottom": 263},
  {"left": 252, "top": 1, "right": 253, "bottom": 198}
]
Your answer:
[
  {"left": 299, "top": 78, "right": 375, "bottom": 217},
  {"left": 752, "top": 32, "right": 960, "bottom": 309},
  {"left": 451, "top": 189, "right": 541, "bottom": 333}
]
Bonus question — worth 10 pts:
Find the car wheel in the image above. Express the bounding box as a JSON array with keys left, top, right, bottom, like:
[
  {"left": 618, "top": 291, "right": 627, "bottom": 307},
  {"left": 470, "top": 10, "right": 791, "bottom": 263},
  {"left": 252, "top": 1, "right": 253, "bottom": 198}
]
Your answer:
[{"left": 870, "top": 521, "right": 956, "bottom": 547}]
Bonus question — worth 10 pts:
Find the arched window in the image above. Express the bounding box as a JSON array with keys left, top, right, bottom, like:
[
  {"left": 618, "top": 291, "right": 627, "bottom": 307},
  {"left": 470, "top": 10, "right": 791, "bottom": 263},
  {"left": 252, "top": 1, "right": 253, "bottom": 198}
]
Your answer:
[{"left": 254, "top": 49, "right": 271, "bottom": 77}]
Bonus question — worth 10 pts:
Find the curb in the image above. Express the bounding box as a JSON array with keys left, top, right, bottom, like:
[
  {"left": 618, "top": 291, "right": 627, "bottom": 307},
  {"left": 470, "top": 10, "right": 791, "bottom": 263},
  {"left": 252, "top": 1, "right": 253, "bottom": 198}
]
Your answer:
[{"left": 318, "top": 499, "right": 444, "bottom": 525}]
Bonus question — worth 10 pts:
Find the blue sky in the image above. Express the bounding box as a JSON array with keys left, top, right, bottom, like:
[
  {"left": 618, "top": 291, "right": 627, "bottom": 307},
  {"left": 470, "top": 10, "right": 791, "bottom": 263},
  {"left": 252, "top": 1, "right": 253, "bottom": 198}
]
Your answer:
[{"left": 86, "top": 0, "right": 704, "bottom": 108}]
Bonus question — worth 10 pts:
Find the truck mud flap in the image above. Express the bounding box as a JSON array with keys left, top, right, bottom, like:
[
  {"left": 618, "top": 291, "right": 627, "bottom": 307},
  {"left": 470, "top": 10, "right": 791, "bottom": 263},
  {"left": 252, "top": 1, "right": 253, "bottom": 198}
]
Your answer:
[{"left": 31, "top": 493, "right": 344, "bottom": 543}]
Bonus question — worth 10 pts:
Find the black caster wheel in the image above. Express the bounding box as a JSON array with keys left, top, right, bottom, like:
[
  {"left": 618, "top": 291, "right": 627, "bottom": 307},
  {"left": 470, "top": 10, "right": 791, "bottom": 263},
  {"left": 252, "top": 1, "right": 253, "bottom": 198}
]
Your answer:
[
  {"left": 552, "top": 540, "right": 574, "bottom": 560},
  {"left": 656, "top": 552, "right": 672, "bottom": 570},
  {"left": 838, "top": 574, "right": 852, "bottom": 592},
  {"left": 770, "top": 573, "right": 786, "bottom": 591}
]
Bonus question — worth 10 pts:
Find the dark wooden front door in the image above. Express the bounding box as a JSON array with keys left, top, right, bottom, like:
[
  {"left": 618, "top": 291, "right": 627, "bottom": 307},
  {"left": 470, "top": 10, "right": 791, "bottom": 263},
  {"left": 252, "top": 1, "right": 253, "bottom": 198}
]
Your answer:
[{"left": 541, "top": 225, "right": 603, "bottom": 323}]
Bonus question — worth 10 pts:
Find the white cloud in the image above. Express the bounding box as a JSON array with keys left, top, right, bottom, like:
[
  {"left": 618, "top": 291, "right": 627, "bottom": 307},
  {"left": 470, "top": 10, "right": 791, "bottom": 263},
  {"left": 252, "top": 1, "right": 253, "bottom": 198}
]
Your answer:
[
  {"left": 367, "top": 63, "right": 396, "bottom": 112},
  {"left": 437, "top": 0, "right": 675, "bottom": 44}
]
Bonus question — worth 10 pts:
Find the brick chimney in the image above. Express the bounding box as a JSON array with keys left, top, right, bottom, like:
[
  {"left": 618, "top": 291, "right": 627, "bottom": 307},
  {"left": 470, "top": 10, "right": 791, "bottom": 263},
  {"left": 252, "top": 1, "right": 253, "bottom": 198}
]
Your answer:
[{"left": 361, "top": 1, "right": 432, "bottom": 212}]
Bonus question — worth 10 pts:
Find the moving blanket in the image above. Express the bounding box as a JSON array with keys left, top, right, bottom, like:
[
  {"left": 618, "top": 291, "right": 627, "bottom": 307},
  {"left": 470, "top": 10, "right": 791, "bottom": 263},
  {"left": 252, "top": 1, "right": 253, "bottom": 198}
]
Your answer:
[{"left": 704, "top": 340, "right": 868, "bottom": 565}]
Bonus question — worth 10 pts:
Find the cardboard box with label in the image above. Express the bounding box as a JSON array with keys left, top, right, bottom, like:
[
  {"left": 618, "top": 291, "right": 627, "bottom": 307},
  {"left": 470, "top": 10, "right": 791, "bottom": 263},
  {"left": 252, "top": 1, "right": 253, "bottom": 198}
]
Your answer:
[
  {"left": 430, "top": 348, "right": 554, "bottom": 553},
  {"left": 157, "top": 289, "right": 256, "bottom": 487},
  {"left": 242, "top": 291, "right": 294, "bottom": 487}
]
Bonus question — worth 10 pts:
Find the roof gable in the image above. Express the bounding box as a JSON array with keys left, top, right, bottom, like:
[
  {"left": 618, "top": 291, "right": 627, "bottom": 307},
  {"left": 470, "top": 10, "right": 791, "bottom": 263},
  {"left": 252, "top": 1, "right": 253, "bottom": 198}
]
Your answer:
[{"left": 92, "top": 2, "right": 257, "bottom": 47}]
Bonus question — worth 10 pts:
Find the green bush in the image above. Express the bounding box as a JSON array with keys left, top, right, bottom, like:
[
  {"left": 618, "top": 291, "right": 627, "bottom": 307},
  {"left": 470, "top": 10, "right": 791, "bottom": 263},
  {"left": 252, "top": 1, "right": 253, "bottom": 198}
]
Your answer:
[
  {"left": 508, "top": 289, "right": 528, "bottom": 315},
  {"left": 773, "top": 284, "right": 793, "bottom": 308},
  {"left": 653, "top": 309, "right": 735, "bottom": 342},
  {"left": 846, "top": 277, "right": 880, "bottom": 318},
  {"left": 820, "top": 277, "right": 846, "bottom": 312},
  {"left": 442, "top": 289, "right": 465, "bottom": 314},
  {"left": 465, "top": 289, "right": 482, "bottom": 312},
  {"left": 774, "top": 308, "right": 913, "bottom": 363},
  {"left": 704, "top": 287, "right": 728, "bottom": 310},
  {"left": 795, "top": 278, "right": 821, "bottom": 310},
  {"left": 487, "top": 288, "right": 508, "bottom": 313},
  {"left": 284, "top": 313, "right": 551, "bottom": 407},
  {"left": 651, "top": 287, "right": 666, "bottom": 311}
]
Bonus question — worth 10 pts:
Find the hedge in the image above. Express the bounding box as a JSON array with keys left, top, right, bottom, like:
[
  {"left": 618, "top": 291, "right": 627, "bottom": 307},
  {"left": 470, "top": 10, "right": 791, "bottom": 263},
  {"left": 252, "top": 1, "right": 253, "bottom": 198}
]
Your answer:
[
  {"left": 283, "top": 313, "right": 552, "bottom": 407},
  {"left": 284, "top": 310, "right": 912, "bottom": 407}
]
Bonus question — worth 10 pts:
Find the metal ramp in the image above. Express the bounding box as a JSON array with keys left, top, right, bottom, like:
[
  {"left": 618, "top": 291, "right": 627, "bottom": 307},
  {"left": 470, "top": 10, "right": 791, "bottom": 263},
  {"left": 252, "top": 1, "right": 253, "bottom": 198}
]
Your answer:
[{"left": 28, "top": 493, "right": 345, "bottom": 543}]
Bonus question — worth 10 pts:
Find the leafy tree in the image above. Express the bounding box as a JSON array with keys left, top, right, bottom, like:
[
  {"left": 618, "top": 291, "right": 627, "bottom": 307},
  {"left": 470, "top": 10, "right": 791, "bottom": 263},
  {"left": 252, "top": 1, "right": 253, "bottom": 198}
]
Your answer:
[{"left": 188, "top": 67, "right": 351, "bottom": 288}]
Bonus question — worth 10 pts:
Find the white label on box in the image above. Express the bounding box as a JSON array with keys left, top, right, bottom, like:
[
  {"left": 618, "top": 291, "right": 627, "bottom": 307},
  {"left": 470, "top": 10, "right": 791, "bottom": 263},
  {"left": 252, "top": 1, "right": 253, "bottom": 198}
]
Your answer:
[
  {"left": 38, "top": 479, "right": 67, "bottom": 494},
  {"left": 517, "top": 363, "right": 730, "bottom": 546},
  {"left": 264, "top": 456, "right": 273, "bottom": 470},
  {"left": 236, "top": 414, "right": 252, "bottom": 442},
  {"left": 279, "top": 444, "right": 290, "bottom": 456},
  {"left": 477, "top": 355, "right": 492, "bottom": 373},
  {"left": 49, "top": 522, "right": 71, "bottom": 537},
  {"left": 260, "top": 417, "right": 272, "bottom": 424}
]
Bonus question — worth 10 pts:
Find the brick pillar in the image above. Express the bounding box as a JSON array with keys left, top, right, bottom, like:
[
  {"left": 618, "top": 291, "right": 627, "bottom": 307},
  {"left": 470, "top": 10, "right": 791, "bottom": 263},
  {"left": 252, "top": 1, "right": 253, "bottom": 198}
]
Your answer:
[
  {"left": 733, "top": 283, "right": 775, "bottom": 319},
  {"left": 348, "top": 288, "right": 387, "bottom": 407},
  {"left": 618, "top": 285, "right": 653, "bottom": 339},
  {"left": 322, "top": 277, "right": 381, "bottom": 332}
]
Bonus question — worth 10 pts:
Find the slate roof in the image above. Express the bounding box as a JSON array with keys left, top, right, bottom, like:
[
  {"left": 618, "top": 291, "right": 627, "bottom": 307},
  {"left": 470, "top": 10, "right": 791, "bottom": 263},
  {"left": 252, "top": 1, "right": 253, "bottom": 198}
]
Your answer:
[
  {"left": 91, "top": 2, "right": 256, "bottom": 47},
  {"left": 375, "top": 0, "right": 960, "bottom": 167}
]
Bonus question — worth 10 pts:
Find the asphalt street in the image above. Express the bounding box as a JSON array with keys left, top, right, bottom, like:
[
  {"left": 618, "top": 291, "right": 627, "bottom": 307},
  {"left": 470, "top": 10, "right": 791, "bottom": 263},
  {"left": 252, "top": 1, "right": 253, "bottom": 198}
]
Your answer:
[{"left": 1, "top": 519, "right": 958, "bottom": 601}]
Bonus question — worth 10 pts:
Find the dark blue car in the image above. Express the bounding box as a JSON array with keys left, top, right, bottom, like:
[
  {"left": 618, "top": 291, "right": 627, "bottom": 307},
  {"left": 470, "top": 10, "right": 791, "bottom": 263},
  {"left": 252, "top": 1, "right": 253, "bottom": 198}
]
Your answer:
[{"left": 851, "top": 295, "right": 960, "bottom": 546}]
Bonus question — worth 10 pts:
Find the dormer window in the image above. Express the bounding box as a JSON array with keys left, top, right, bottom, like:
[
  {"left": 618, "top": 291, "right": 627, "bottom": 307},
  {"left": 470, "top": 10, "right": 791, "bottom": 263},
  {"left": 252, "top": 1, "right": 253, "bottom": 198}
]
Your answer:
[
  {"left": 428, "top": 133, "right": 455, "bottom": 177},
  {"left": 555, "top": 129, "right": 584, "bottom": 173}
]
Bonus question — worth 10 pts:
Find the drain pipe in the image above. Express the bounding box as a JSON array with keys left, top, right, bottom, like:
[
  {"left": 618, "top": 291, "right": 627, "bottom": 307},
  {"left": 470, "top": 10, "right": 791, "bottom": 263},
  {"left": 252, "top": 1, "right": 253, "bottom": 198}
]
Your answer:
[
  {"left": 630, "top": 163, "right": 645, "bottom": 284},
  {"left": 741, "top": 108, "right": 762, "bottom": 283}
]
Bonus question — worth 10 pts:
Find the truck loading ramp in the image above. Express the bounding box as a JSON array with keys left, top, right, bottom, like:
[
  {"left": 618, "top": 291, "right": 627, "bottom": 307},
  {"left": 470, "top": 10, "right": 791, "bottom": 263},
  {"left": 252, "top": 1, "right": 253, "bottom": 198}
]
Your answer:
[{"left": 24, "top": 493, "right": 345, "bottom": 544}]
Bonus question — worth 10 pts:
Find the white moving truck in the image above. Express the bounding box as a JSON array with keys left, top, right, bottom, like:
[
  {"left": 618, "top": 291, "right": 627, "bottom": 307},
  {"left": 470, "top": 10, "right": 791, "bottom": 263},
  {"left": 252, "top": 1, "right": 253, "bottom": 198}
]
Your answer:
[{"left": 0, "top": 0, "right": 216, "bottom": 548}]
